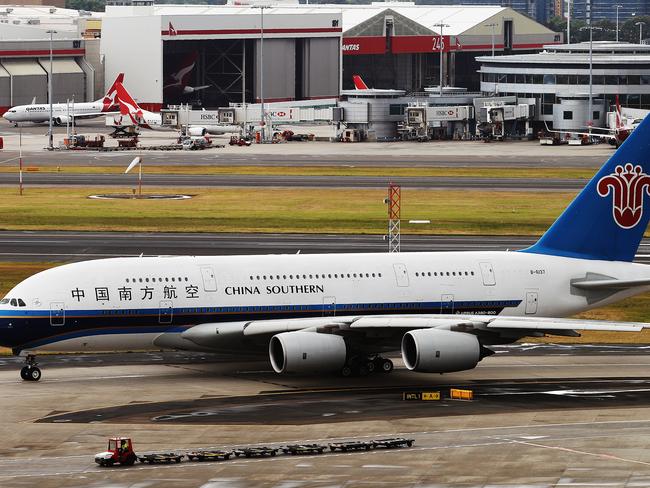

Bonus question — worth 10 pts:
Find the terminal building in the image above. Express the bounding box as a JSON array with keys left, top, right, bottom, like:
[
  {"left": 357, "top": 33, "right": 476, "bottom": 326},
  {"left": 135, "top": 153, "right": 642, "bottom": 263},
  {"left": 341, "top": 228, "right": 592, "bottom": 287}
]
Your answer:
[{"left": 478, "top": 42, "right": 650, "bottom": 127}]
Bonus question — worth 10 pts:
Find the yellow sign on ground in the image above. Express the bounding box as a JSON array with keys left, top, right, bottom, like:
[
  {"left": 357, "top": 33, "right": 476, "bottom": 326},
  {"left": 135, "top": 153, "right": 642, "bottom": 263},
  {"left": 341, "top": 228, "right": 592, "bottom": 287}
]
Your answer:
[
  {"left": 450, "top": 388, "right": 473, "bottom": 400},
  {"left": 422, "top": 391, "right": 441, "bottom": 400}
]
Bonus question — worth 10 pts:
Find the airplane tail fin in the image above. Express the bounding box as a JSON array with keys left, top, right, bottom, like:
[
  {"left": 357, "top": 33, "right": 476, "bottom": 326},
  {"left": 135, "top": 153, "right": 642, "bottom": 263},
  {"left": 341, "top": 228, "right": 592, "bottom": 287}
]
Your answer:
[
  {"left": 99, "top": 73, "right": 124, "bottom": 107},
  {"left": 114, "top": 82, "right": 142, "bottom": 117},
  {"left": 523, "top": 113, "right": 650, "bottom": 262},
  {"left": 352, "top": 75, "right": 369, "bottom": 90}
]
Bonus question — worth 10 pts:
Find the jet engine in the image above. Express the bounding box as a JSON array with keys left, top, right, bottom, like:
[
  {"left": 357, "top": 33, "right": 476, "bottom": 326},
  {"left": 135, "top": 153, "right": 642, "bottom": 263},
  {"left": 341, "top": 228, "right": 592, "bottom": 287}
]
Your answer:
[
  {"left": 269, "top": 331, "right": 347, "bottom": 374},
  {"left": 53, "top": 116, "right": 70, "bottom": 126},
  {"left": 188, "top": 126, "right": 207, "bottom": 136},
  {"left": 401, "top": 329, "right": 481, "bottom": 373}
]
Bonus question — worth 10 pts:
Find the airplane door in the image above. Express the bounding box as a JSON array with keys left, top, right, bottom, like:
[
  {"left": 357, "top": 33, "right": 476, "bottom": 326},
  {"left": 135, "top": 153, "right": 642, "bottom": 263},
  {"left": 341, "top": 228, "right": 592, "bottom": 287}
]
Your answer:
[
  {"left": 159, "top": 300, "right": 173, "bottom": 324},
  {"left": 525, "top": 291, "right": 538, "bottom": 315},
  {"left": 479, "top": 262, "right": 496, "bottom": 286},
  {"left": 440, "top": 294, "right": 454, "bottom": 314},
  {"left": 200, "top": 266, "right": 217, "bottom": 292},
  {"left": 323, "top": 296, "right": 336, "bottom": 317},
  {"left": 50, "top": 302, "right": 65, "bottom": 326},
  {"left": 393, "top": 263, "right": 409, "bottom": 287}
]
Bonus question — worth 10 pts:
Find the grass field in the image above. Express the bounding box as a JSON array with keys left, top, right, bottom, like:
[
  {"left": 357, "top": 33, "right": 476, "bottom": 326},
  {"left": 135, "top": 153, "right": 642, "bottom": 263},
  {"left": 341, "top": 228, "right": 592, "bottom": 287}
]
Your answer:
[
  {"left": 2, "top": 165, "right": 595, "bottom": 179},
  {"left": 0, "top": 187, "right": 574, "bottom": 235}
]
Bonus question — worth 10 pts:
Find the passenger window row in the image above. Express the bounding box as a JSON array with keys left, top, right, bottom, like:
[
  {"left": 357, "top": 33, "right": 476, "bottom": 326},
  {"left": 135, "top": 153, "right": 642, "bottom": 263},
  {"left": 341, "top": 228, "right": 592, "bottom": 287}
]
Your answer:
[
  {"left": 249, "top": 272, "right": 383, "bottom": 281},
  {"left": 125, "top": 277, "right": 190, "bottom": 284},
  {"left": 414, "top": 271, "right": 475, "bottom": 277}
]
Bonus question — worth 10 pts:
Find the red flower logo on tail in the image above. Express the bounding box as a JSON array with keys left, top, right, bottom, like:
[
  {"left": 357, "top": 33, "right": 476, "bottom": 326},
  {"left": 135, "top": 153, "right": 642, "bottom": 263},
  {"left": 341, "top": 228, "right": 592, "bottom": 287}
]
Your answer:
[{"left": 597, "top": 163, "right": 650, "bottom": 229}]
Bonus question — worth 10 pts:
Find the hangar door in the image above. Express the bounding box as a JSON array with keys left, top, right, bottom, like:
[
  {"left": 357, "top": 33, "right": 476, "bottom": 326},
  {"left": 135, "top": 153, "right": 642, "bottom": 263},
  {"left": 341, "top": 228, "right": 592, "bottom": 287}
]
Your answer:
[
  {"left": 2, "top": 59, "right": 47, "bottom": 105},
  {"left": 300, "top": 38, "right": 339, "bottom": 99},
  {"left": 0, "top": 64, "right": 10, "bottom": 110},
  {"left": 38, "top": 58, "right": 85, "bottom": 103},
  {"left": 254, "top": 39, "right": 295, "bottom": 102}
]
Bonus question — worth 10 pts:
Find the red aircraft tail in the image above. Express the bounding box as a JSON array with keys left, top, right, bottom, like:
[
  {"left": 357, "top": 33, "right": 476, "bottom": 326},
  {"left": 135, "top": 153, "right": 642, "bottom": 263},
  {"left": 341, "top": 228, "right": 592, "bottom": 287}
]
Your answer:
[
  {"left": 352, "top": 75, "right": 369, "bottom": 90},
  {"left": 100, "top": 73, "right": 124, "bottom": 111}
]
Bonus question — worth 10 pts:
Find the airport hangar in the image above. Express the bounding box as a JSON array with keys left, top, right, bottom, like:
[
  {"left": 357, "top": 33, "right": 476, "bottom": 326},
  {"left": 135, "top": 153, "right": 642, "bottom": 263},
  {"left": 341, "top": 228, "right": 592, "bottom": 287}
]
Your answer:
[
  {"left": 99, "top": 2, "right": 561, "bottom": 110},
  {"left": 0, "top": 6, "right": 101, "bottom": 114}
]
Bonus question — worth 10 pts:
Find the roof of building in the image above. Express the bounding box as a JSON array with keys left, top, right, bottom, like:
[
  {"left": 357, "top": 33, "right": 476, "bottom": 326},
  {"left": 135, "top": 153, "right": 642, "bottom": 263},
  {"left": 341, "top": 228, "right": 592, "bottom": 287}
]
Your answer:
[
  {"left": 106, "top": 3, "right": 553, "bottom": 37},
  {"left": 478, "top": 41, "right": 650, "bottom": 65}
]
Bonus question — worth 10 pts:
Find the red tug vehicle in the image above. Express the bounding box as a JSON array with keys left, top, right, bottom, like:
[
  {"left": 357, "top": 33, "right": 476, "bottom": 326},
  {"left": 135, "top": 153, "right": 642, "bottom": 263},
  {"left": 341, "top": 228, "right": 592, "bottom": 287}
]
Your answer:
[{"left": 95, "top": 437, "right": 137, "bottom": 467}]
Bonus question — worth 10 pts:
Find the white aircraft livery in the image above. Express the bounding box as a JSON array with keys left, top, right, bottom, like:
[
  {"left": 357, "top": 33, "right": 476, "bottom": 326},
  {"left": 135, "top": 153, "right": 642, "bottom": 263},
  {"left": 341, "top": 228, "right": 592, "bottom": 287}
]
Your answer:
[
  {"left": 2, "top": 73, "right": 124, "bottom": 125},
  {"left": 3, "top": 114, "right": 650, "bottom": 381}
]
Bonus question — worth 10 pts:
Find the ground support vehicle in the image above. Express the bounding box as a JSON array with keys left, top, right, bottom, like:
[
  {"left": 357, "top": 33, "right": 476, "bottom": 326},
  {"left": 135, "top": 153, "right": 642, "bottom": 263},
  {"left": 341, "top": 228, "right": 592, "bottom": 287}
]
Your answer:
[
  {"left": 281, "top": 444, "right": 327, "bottom": 455},
  {"left": 372, "top": 438, "right": 415, "bottom": 449},
  {"left": 186, "top": 450, "right": 232, "bottom": 461},
  {"left": 233, "top": 447, "right": 278, "bottom": 458},
  {"left": 229, "top": 136, "right": 251, "bottom": 146},
  {"left": 329, "top": 441, "right": 373, "bottom": 452},
  {"left": 95, "top": 437, "right": 137, "bottom": 467},
  {"left": 137, "top": 452, "right": 182, "bottom": 464}
]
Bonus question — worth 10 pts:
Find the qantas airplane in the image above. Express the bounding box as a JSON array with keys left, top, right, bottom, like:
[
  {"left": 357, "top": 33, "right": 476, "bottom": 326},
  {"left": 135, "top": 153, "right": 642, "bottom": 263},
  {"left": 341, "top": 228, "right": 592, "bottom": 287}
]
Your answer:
[
  {"left": 2, "top": 73, "right": 124, "bottom": 126},
  {"left": 163, "top": 51, "right": 210, "bottom": 99},
  {"left": 3, "top": 115, "right": 650, "bottom": 381},
  {"left": 113, "top": 82, "right": 240, "bottom": 135}
]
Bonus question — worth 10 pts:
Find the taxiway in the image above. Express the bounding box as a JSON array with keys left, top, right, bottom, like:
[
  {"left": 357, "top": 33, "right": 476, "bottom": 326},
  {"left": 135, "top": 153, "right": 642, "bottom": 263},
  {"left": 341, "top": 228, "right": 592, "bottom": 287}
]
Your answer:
[{"left": 2, "top": 347, "right": 650, "bottom": 487}]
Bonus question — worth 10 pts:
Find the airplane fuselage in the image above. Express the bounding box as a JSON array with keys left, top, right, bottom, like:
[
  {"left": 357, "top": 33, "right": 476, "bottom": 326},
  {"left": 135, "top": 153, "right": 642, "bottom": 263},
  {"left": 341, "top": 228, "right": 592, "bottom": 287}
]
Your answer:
[
  {"left": 1, "top": 250, "right": 647, "bottom": 354},
  {"left": 3, "top": 102, "right": 111, "bottom": 123}
]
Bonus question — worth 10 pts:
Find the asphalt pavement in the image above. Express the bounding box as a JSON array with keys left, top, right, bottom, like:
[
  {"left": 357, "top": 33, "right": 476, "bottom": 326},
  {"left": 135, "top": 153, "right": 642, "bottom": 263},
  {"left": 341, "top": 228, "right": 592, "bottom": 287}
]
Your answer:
[
  {"left": 2, "top": 231, "right": 650, "bottom": 263},
  {"left": 0, "top": 172, "right": 587, "bottom": 190}
]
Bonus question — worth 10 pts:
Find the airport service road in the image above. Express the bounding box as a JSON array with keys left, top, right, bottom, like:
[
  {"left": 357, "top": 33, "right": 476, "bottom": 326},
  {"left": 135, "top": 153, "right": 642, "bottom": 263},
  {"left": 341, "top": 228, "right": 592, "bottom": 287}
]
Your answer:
[
  {"left": 3, "top": 231, "right": 650, "bottom": 264},
  {"left": 0, "top": 120, "right": 615, "bottom": 168},
  {"left": 0, "top": 172, "right": 588, "bottom": 190},
  {"left": 2, "top": 348, "right": 650, "bottom": 487}
]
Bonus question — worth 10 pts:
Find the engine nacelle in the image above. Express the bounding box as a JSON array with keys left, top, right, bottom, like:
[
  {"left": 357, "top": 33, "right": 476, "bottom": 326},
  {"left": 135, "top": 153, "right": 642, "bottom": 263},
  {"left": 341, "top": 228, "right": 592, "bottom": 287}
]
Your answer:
[
  {"left": 401, "top": 329, "right": 480, "bottom": 373},
  {"left": 188, "top": 126, "right": 207, "bottom": 136},
  {"left": 53, "top": 116, "right": 69, "bottom": 126},
  {"left": 269, "top": 331, "right": 347, "bottom": 374}
]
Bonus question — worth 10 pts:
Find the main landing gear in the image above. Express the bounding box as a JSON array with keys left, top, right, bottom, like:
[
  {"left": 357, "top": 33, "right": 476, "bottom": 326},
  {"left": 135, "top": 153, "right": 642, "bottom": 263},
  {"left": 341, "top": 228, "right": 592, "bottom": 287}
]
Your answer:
[
  {"left": 340, "top": 356, "right": 394, "bottom": 377},
  {"left": 20, "top": 354, "right": 41, "bottom": 381}
]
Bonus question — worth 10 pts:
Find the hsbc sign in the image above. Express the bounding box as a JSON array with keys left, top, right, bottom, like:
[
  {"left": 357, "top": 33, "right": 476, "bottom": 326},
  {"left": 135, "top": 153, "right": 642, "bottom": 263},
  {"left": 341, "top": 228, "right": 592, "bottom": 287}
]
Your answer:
[{"left": 266, "top": 109, "right": 295, "bottom": 121}]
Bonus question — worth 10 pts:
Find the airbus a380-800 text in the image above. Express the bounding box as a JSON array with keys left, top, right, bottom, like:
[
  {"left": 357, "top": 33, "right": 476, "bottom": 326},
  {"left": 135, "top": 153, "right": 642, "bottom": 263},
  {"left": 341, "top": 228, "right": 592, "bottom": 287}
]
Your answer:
[{"left": 3, "top": 115, "right": 650, "bottom": 381}]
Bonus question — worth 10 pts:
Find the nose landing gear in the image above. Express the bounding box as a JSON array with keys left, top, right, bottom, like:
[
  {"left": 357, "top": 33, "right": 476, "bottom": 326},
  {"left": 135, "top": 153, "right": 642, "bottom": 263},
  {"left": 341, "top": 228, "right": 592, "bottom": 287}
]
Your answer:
[{"left": 20, "top": 354, "right": 41, "bottom": 381}]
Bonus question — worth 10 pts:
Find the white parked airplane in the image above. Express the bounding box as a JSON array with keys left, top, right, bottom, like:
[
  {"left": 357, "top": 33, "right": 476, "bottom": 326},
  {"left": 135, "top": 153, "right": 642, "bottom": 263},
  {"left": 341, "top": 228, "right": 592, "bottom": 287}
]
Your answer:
[
  {"left": 112, "top": 82, "right": 240, "bottom": 135},
  {"left": 2, "top": 73, "right": 124, "bottom": 126},
  {"left": 3, "top": 114, "right": 650, "bottom": 381}
]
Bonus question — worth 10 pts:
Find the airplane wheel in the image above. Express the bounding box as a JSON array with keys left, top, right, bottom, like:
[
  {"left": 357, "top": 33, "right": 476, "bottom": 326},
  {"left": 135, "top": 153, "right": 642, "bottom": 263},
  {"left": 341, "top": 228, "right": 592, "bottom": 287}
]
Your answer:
[
  {"left": 20, "top": 366, "right": 30, "bottom": 381},
  {"left": 340, "top": 365, "right": 353, "bottom": 377},
  {"left": 29, "top": 367, "right": 41, "bottom": 381},
  {"left": 380, "top": 359, "right": 394, "bottom": 374},
  {"left": 366, "top": 361, "right": 376, "bottom": 373}
]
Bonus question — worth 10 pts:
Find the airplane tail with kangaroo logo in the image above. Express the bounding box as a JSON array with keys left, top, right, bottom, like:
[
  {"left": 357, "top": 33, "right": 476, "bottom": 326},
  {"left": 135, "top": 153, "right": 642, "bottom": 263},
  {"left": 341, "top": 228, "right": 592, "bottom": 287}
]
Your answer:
[{"left": 524, "top": 114, "right": 650, "bottom": 262}]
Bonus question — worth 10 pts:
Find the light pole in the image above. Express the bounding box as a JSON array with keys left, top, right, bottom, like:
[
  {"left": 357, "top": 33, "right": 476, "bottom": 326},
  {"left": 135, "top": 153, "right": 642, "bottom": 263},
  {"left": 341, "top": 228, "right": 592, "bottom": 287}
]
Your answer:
[
  {"left": 636, "top": 21, "right": 646, "bottom": 44},
  {"left": 614, "top": 4, "right": 623, "bottom": 42},
  {"left": 580, "top": 25, "right": 602, "bottom": 127},
  {"left": 485, "top": 22, "right": 497, "bottom": 57},
  {"left": 253, "top": 5, "right": 269, "bottom": 142},
  {"left": 433, "top": 22, "right": 450, "bottom": 96},
  {"left": 46, "top": 29, "right": 56, "bottom": 150},
  {"left": 566, "top": 0, "right": 572, "bottom": 43}
]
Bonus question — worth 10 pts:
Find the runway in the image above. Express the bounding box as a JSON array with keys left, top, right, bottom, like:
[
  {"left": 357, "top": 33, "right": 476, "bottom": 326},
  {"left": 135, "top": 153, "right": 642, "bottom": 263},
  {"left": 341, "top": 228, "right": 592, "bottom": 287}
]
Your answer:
[
  {"left": 2, "top": 347, "right": 650, "bottom": 487},
  {"left": 3, "top": 231, "right": 650, "bottom": 264},
  {"left": 0, "top": 172, "right": 587, "bottom": 190}
]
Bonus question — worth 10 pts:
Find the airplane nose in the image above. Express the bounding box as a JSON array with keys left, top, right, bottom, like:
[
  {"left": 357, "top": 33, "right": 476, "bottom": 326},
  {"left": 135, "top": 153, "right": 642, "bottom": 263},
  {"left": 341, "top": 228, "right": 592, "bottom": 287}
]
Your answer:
[{"left": 2, "top": 112, "right": 10, "bottom": 120}]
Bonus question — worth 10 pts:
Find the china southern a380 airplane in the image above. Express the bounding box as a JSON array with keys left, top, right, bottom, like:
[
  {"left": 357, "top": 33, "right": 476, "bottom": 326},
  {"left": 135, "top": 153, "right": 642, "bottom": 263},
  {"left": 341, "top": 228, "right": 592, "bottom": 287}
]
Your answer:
[{"left": 3, "top": 116, "right": 650, "bottom": 381}]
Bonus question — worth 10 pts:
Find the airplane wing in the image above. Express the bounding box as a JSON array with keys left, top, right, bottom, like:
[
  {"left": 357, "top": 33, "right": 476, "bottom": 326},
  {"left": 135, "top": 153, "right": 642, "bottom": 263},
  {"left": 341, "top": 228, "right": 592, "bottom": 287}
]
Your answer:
[
  {"left": 71, "top": 111, "right": 119, "bottom": 120},
  {"left": 181, "top": 314, "right": 649, "bottom": 349}
]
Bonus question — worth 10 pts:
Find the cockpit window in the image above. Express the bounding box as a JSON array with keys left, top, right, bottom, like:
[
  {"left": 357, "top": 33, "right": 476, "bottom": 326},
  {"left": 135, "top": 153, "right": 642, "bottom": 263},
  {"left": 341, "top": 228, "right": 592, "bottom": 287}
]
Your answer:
[
  {"left": 10, "top": 299, "right": 17, "bottom": 306},
  {"left": 17, "top": 299, "right": 26, "bottom": 307},
  {"left": 0, "top": 299, "right": 8, "bottom": 305}
]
